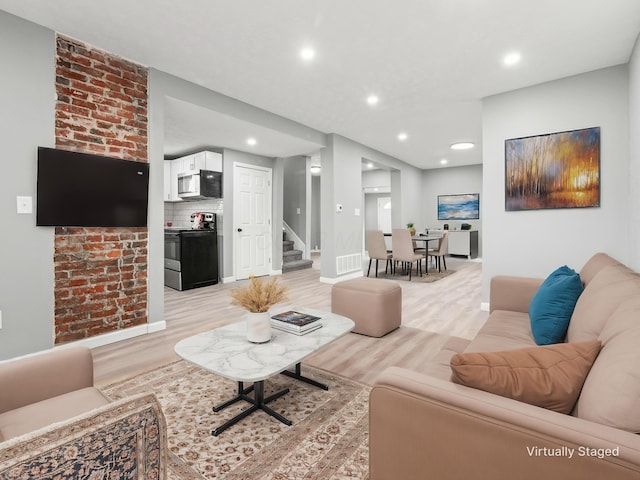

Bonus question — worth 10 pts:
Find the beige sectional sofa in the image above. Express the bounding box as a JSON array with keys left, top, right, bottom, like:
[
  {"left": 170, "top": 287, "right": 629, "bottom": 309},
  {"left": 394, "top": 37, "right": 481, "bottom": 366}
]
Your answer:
[
  {"left": 370, "top": 253, "right": 640, "bottom": 480},
  {"left": 0, "top": 347, "right": 167, "bottom": 479}
]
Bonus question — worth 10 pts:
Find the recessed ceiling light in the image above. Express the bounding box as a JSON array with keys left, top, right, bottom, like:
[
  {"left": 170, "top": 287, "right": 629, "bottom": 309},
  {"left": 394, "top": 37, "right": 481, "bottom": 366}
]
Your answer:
[
  {"left": 300, "top": 47, "right": 315, "bottom": 61},
  {"left": 366, "top": 95, "right": 379, "bottom": 106},
  {"left": 440, "top": 159, "right": 448, "bottom": 165},
  {"left": 310, "top": 165, "right": 321, "bottom": 174},
  {"left": 366, "top": 162, "right": 374, "bottom": 168},
  {"left": 397, "top": 132, "right": 408, "bottom": 141},
  {"left": 450, "top": 142, "right": 474, "bottom": 150},
  {"left": 503, "top": 52, "right": 521, "bottom": 67},
  {"left": 247, "top": 137, "right": 257, "bottom": 146}
]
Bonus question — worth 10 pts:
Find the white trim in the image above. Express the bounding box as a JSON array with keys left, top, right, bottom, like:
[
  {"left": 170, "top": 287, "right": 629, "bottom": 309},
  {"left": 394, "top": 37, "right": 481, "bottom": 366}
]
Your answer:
[
  {"left": 147, "top": 321, "right": 167, "bottom": 334},
  {"left": 271, "top": 269, "right": 283, "bottom": 276},
  {"left": 480, "top": 302, "right": 490, "bottom": 312},
  {"left": 320, "top": 271, "right": 364, "bottom": 284},
  {"left": 0, "top": 322, "right": 167, "bottom": 363},
  {"left": 233, "top": 162, "right": 273, "bottom": 280},
  {"left": 283, "top": 221, "right": 306, "bottom": 257},
  {"left": 222, "top": 275, "right": 236, "bottom": 284},
  {"left": 57, "top": 322, "right": 166, "bottom": 350}
]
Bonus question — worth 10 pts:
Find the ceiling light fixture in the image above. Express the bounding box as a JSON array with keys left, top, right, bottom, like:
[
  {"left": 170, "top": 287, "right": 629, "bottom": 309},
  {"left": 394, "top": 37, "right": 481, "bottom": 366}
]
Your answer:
[
  {"left": 366, "top": 162, "right": 374, "bottom": 169},
  {"left": 397, "top": 132, "right": 408, "bottom": 141},
  {"left": 440, "top": 159, "right": 448, "bottom": 165},
  {"left": 310, "top": 165, "right": 321, "bottom": 174},
  {"left": 450, "top": 142, "right": 474, "bottom": 150},
  {"left": 366, "top": 95, "right": 379, "bottom": 106},
  {"left": 247, "top": 137, "right": 257, "bottom": 146},
  {"left": 503, "top": 52, "right": 521, "bottom": 67},
  {"left": 300, "top": 47, "right": 315, "bottom": 61}
]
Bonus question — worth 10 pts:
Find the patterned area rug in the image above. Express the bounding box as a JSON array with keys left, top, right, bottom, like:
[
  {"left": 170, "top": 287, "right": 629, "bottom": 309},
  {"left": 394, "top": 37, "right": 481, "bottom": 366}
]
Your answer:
[
  {"left": 372, "top": 267, "right": 456, "bottom": 283},
  {"left": 102, "top": 361, "right": 370, "bottom": 479}
]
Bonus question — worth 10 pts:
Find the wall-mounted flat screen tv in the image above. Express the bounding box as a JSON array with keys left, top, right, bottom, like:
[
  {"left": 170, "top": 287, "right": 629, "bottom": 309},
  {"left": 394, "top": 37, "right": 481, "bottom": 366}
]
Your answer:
[
  {"left": 36, "top": 147, "right": 149, "bottom": 227},
  {"left": 437, "top": 193, "right": 480, "bottom": 220}
]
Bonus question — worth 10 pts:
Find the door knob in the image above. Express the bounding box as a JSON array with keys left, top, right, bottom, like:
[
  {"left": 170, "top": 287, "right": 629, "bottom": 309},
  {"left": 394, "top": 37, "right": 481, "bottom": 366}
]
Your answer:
[{"left": 237, "top": 228, "right": 243, "bottom": 232}]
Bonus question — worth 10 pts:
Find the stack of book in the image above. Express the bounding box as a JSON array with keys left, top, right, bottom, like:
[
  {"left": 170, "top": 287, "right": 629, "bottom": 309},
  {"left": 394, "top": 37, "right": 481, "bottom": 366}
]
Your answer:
[{"left": 270, "top": 311, "right": 322, "bottom": 335}]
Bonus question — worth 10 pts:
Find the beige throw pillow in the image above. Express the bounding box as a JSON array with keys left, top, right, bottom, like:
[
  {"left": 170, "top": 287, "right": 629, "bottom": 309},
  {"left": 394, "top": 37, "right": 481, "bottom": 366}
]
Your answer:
[{"left": 450, "top": 341, "right": 601, "bottom": 414}]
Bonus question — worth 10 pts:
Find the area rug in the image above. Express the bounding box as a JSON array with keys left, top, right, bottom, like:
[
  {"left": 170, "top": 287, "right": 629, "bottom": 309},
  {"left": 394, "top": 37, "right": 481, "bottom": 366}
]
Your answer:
[
  {"left": 374, "top": 267, "right": 456, "bottom": 283},
  {"left": 102, "top": 361, "right": 371, "bottom": 479}
]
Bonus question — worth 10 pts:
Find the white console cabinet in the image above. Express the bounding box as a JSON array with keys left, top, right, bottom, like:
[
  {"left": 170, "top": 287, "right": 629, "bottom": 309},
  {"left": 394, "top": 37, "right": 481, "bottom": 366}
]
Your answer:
[{"left": 447, "top": 230, "right": 479, "bottom": 259}]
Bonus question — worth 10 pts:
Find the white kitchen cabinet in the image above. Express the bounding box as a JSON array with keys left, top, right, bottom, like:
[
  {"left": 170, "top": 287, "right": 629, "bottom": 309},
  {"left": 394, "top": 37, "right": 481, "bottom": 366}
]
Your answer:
[
  {"left": 182, "top": 151, "right": 222, "bottom": 173},
  {"left": 204, "top": 151, "right": 223, "bottom": 172},
  {"left": 166, "top": 159, "right": 184, "bottom": 202},
  {"left": 447, "top": 230, "right": 478, "bottom": 259},
  {"left": 163, "top": 161, "right": 172, "bottom": 201},
  {"left": 164, "top": 151, "right": 223, "bottom": 202}
]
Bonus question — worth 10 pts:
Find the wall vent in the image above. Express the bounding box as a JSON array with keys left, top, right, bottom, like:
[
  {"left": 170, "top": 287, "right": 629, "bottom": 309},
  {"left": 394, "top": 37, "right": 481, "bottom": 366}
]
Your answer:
[{"left": 336, "top": 253, "right": 362, "bottom": 275}]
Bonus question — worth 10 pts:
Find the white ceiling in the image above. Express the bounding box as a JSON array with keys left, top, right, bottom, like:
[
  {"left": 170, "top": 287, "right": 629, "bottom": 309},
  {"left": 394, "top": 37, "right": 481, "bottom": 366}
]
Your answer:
[{"left": 1, "top": 0, "right": 640, "bottom": 169}]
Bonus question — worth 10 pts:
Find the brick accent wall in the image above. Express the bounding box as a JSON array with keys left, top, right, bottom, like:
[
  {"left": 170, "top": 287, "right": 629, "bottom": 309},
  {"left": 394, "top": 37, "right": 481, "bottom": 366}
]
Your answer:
[{"left": 53, "top": 35, "right": 149, "bottom": 344}]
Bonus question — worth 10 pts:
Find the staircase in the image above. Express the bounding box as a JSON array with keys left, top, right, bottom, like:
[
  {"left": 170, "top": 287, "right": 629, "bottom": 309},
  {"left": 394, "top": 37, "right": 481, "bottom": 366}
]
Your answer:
[{"left": 282, "top": 233, "right": 313, "bottom": 273}]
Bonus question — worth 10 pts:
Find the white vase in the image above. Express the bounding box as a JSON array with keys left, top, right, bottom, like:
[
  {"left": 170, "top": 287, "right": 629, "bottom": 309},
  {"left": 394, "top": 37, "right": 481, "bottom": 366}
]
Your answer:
[{"left": 246, "top": 311, "right": 271, "bottom": 343}]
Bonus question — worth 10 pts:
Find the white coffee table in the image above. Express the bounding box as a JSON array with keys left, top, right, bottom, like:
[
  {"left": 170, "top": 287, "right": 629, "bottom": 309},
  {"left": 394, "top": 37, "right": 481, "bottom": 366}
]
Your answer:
[{"left": 174, "top": 308, "right": 354, "bottom": 435}]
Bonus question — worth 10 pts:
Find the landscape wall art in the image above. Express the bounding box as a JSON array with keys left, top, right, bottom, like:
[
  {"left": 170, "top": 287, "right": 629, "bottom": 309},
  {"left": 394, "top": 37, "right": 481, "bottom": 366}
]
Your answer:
[
  {"left": 505, "top": 127, "right": 600, "bottom": 211},
  {"left": 437, "top": 193, "right": 480, "bottom": 220}
]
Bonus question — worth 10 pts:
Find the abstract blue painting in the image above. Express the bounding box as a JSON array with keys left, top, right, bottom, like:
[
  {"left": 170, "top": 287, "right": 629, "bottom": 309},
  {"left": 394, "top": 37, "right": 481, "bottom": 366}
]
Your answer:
[{"left": 437, "top": 193, "right": 480, "bottom": 220}]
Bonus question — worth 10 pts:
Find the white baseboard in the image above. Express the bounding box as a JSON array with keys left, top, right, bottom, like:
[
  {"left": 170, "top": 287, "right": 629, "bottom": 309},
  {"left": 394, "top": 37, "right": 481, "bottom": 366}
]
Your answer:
[
  {"left": 2, "top": 321, "right": 167, "bottom": 363},
  {"left": 271, "top": 269, "right": 283, "bottom": 276},
  {"left": 319, "top": 271, "right": 364, "bottom": 284},
  {"left": 480, "top": 302, "right": 490, "bottom": 312},
  {"left": 222, "top": 275, "right": 236, "bottom": 284},
  {"left": 59, "top": 321, "right": 167, "bottom": 350}
]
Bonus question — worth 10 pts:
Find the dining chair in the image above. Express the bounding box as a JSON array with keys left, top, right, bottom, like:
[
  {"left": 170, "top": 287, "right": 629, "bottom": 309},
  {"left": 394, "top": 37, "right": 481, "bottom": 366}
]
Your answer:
[
  {"left": 391, "top": 228, "right": 423, "bottom": 280},
  {"left": 366, "top": 230, "right": 393, "bottom": 277},
  {"left": 427, "top": 231, "right": 448, "bottom": 273}
]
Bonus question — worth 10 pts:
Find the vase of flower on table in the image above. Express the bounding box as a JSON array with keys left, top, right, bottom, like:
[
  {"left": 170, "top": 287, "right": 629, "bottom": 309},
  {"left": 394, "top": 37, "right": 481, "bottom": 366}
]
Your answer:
[{"left": 230, "top": 275, "right": 289, "bottom": 343}]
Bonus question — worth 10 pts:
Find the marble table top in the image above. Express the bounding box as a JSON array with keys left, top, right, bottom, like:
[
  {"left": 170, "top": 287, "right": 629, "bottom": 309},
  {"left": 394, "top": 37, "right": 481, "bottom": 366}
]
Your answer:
[{"left": 174, "top": 308, "right": 354, "bottom": 383}]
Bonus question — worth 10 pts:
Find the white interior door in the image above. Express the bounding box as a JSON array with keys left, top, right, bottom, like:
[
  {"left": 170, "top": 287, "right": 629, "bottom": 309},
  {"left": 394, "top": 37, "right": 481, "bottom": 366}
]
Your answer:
[
  {"left": 234, "top": 163, "right": 272, "bottom": 280},
  {"left": 377, "top": 197, "right": 392, "bottom": 232},
  {"left": 377, "top": 197, "right": 392, "bottom": 251}
]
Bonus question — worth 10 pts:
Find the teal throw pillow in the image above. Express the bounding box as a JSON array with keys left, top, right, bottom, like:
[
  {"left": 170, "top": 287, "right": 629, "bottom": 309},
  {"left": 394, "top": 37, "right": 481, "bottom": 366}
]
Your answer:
[{"left": 529, "top": 266, "right": 583, "bottom": 345}]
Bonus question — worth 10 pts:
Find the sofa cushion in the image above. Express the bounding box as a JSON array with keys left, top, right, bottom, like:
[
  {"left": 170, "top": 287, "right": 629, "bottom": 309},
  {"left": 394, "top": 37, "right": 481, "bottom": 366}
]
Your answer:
[
  {"left": 567, "top": 264, "right": 640, "bottom": 342},
  {"left": 465, "top": 310, "right": 536, "bottom": 353},
  {"left": 528, "top": 266, "right": 583, "bottom": 345},
  {"left": 573, "top": 298, "right": 640, "bottom": 433},
  {"left": 450, "top": 340, "right": 601, "bottom": 414},
  {"left": 578, "top": 252, "right": 624, "bottom": 286},
  {"left": 0, "top": 387, "right": 109, "bottom": 441}
]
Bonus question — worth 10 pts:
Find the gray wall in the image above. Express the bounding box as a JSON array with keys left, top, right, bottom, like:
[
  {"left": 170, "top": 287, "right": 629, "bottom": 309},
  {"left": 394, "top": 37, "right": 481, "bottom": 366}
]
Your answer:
[
  {"left": 0, "top": 11, "right": 55, "bottom": 359},
  {"left": 320, "top": 134, "right": 422, "bottom": 279},
  {"left": 283, "top": 156, "right": 308, "bottom": 242},
  {"left": 310, "top": 175, "right": 321, "bottom": 250},
  {"left": 421, "top": 164, "right": 483, "bottom": 255},
  {"left": 221, "top": 148, "right": 283, "bottom": 277},
  {"left": 629, "top": 34, "right": 640, "bottom": 271},
  {"left": 148, "top": 68, "right": 325, "bottom": 321},
  {"left": 482, "top": 66, "right": 631, "bottom": 303}
]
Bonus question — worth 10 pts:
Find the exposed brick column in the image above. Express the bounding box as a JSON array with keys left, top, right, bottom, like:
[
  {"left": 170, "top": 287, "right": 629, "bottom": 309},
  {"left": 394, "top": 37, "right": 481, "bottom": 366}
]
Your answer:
[{"left": 53, "top": 35, "right": 149, "bottom": 344}]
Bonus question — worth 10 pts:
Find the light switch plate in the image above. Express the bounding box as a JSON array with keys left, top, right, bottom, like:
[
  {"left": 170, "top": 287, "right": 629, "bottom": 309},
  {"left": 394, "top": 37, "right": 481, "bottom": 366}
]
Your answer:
[{"left": 16, "top": 196, "right": 33, "bottom": 214}]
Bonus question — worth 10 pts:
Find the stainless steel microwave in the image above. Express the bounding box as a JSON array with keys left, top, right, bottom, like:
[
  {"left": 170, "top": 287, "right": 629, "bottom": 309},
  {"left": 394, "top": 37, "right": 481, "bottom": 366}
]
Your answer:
[{"left": 177, "top": 169, "right": 222, "bottom": 200}]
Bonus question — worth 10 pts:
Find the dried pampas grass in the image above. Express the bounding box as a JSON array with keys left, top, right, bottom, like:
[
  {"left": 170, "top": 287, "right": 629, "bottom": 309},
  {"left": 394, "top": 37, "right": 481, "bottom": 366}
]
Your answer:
[{"left": 230, "top": 275, "right": 289, "bottom": 313}]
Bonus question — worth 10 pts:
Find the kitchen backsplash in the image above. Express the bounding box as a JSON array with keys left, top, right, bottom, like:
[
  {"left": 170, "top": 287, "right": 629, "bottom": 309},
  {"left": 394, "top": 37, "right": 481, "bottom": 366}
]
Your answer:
[{"left": 165, "top": 199, "right": 224, "bottom": 230}]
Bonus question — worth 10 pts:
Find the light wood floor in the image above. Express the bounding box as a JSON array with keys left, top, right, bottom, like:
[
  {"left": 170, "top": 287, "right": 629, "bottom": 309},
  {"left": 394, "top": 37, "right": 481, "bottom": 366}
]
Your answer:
[{"left": 93, "top": 255, "right": 487, "bottom": 387}]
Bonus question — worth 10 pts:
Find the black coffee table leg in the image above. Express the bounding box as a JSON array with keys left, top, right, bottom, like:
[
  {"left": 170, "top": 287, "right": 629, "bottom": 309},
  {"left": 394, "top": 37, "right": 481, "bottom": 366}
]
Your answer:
[
  {"left": 281, "top": 363, "right": 329, "bottom": 391},
  {"left": 212, "top": 380, "right": 291, "bottom": 436},
  {"left": 212, "top": 381, "right": 254, "bottom": 412}
]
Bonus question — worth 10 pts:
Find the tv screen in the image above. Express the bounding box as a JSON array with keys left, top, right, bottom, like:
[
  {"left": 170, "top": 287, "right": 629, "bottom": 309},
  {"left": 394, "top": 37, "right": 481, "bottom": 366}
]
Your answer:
[
  {"left": 36, "top": 147, "right": 150, "bottom": 227},
  {"left": 437, "top": 193, "right": 480, "bottom": 220}
]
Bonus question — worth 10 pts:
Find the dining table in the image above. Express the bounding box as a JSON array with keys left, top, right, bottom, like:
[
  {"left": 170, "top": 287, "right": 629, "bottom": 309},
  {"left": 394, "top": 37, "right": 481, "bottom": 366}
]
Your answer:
[{"left": 411, "top": 234, "right": 443, "bottom": 275}]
